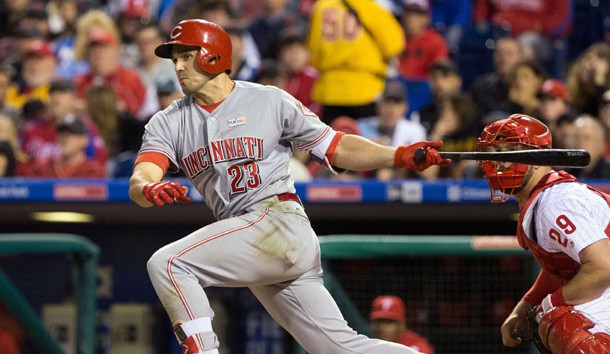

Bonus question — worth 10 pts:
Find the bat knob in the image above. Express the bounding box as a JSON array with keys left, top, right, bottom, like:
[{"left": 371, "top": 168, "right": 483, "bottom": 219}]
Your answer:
[{"left": 414, "top": 147, "right": 427, "bottom": 164}]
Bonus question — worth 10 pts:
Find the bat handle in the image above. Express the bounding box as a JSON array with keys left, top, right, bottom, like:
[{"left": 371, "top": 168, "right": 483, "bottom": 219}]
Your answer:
[{"left": 414, "top": 147, "right": 427, "bottom": 164}]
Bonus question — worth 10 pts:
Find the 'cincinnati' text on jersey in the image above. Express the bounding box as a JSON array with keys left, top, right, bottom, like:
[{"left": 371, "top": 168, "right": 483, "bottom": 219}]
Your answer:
[{"left": 182, "top": 136, "right": 263, "bottom": 178}]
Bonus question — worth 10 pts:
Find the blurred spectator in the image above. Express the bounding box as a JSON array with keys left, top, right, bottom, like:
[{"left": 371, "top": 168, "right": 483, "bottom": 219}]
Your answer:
[
  {"left": 49, "top": 0, "right": 90, "bottom": 79},
  {"left": 369, "top": 295, "right": 435, "bottom": 354},
  {"left": 469, "top": 36, "right": 523, "bottom": 119},
  {"left": 115, "top": 0, "right": 153, "bottom": 68},
  {"left": 0, "top": 114, "right": 29, "bottom": 172},
  {"left": 248, "top": 0, "right": 307, "bottom": 60},
  {"left": 413, "top": 59, "right": 478, "bottom": 178},
  {"left": 497, "top": 59, "right": 546, "bottom": 118},
  {"left": 196, "top": 0, "right": 261, "bottom": 75},
  {"left": 4, "top": 1, "right": 44, "bottom": 38},
  {"left": 566, "top": 42, "right": 610, "bottom": 116},
  {"left": 358, "top": 80, "right": 428, "bottom": 180},
  {"left": 20, "top": 80, "right": 107, "bottom": 169},
  {"left": 22, "top": 118, "right": 106, "bottom": 178},
  {"left": 47, "top": 0, "right": 78, "bottom": 39},
  {"left": 565, "top": 114, "right": 610, "bottom": 179},
  {"left": 236, "top": 0, "right": 264, "bottom": 23},
  {"left": 397, "top": 0, "right": 449, "bottom": 79},
  {"left": 0, "top": 303, "right": 24, "bottom": 354},
  {"left": 277, "top": 29, "right": 321, "bottom": 116},
  {"left": 0, "top": 141, "right": 17, "bottom": 177},
  {"left": 600, "top": 90, "right": 610, "bottom": 157},
  {"left": 85, "top": 84, "right": 145, "bottom": 160},
  {"left": 0, "top": 66, "right": 20, "bottom": 128},
  {"left": 87, "top": 85, "right": 147, "bottom": 178},
  {"left": 472, "top": 0, "right": 571, "bottom": 40},
  {"left": 156, "top": 79, "right": 183, "bottom": 110},
  {"left": 307, "top": 0, "right": 404, "bottom": 123},
  {"left": 430, "top": 0, "right": 471, "bottom": 55},
  {"left": 72, "top": 9, "right": 119, "bottom": 65},
  {"left": 5, "top": 40, "right": 58, "bottom": 111},
  {"left": 0, "top": 22, "right": 46, "bottom": 74},
  {"left": 427, "top": 93, "right": 478, "bottom": 179},
  {"left": 134, "top": 23, "right": 179, "bottom": 90},
  {"left": 19, "top": 2, "right": 51, "bottom": 40},
  {"left": 226, "top": 25, "right": 259, "bottom": 82},
  {"left": 21, "top": 98, "right": 46, "bottom": 122},
  {"left": 415, "top": 59, "right": 465, "bottom": 132},
  {"left": 538, "top": 78, "right": 575, "bottom": 149},
  {"left": 0, "top": 2, "right": 52, "bottom": 71},
  {"left": 255, "top": 59, "right": 287, "bottom": 88},
  {"left": 0, "top": 0, "right": 32, "bottom": 38},
  {"left": 74, "top": 19, "right": 157, "bottom": 120}
]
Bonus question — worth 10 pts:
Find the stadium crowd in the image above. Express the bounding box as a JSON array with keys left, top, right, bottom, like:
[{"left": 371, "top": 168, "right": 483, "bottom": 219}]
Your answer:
[{"left": 0, "top": 0, "right": 609, "bottom": 180}]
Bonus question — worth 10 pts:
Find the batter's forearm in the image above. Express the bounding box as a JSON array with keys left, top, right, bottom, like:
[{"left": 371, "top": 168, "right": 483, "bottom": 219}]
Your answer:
[
  {"left": 332, "top": 135, "right": 396, "bottom": 171},
  {"left": 129, "top": 162, "right": 165, "bottom": 207},
  {"left": 129, "top": 175, "right": 153, "bottom": 207}
]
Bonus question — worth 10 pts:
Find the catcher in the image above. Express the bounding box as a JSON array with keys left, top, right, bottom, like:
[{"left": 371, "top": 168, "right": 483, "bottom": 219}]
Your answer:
[{"left": 477, "top": 114, "right": 610, "bottom": 353}]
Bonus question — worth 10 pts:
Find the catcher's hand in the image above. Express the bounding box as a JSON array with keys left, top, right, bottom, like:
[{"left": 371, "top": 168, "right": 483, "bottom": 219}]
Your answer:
[
  {"left": 513, "top": 305, "right": 552, "bottom": 354},
  {"left": 142, "top": 181, "right": 191, "bottom": 206},
  {"left": 394, "top": 141, "right": 451, "bottom": 171}
]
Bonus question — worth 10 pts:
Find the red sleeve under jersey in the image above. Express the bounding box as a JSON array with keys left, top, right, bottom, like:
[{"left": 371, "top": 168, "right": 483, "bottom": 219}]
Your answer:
[
  {"left": 521, "top": 268, "right": 562, "bottom": 306},
  {"left": 134, "top": 152, "right": 170, "bottom": 174}
]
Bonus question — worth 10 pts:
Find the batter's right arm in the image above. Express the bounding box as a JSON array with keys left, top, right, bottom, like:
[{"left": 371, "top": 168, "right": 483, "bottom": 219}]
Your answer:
[{"left": 129, "top": 162, "right": 165, "bottom": 207}]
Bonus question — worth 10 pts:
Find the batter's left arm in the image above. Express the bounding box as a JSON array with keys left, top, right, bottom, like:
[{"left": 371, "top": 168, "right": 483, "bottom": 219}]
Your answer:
[{"left": 330, "top": 134, "right": 450, "bottom": 172}]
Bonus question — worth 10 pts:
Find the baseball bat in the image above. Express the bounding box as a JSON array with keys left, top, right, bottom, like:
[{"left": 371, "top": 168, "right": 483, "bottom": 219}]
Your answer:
[{"left": 413, "top": 148, "right": 591, "bottom": 167}]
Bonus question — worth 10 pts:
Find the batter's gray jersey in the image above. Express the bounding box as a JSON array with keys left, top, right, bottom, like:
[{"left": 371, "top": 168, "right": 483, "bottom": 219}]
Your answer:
[{"left": 140, "top": 81, "right": 337, "bottom": 219}]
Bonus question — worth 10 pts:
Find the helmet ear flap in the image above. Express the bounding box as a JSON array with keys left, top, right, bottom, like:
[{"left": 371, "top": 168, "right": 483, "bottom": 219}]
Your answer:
[{"left": 196, "top": 48, "right": 223, "bottom": 74}]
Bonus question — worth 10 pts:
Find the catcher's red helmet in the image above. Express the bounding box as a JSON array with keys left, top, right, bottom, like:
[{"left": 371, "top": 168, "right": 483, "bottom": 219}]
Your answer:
[
  {"left": 155, "top": 19, "right": 232, "bottom": 75},
  {"left": 477, "top": 114, "right": 552, "bottom": 203}
]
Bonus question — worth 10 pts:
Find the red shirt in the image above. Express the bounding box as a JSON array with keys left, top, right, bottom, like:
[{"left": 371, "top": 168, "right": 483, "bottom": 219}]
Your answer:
[
  {"left": 396, "top": 330, "right": 435, "bottom": 354},
  {"left": 19, "top": 117, "right": 108, "bottom": 173},
  {"left": 473, "top": 0, "right": 571, "bottom": 38},
  {"left": 22, "top": 158, "right": 105, "bottom": 178},
  {"left": 74, "top": 66, "right": 147, "bottom": 118},
  {"left": 398, "top": 29, "right": 448, "bottom": 80},
  {"left": 285, "top": 65, "right": 322, "bottom": 116}
]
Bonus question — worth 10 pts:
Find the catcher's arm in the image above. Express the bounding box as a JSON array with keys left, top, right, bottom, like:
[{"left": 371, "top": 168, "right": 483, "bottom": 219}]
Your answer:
[{"left": 512, "top": 306, "right": 552, "bottom": 354}]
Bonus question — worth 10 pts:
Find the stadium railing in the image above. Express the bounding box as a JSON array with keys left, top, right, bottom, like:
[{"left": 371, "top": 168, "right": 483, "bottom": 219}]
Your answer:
[
  {"left": 0, "top": 233, "right": 99, "bottom": 354},
  {"left": 295, "top": 235, "right": 538, "bottom": 354}
]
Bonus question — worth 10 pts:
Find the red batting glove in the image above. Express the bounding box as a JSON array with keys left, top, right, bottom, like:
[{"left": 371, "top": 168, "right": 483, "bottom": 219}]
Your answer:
[
  {"left": 394, "top": 141, "right": 451, "bottom": 171},
  {"left": 142, "top": 181, "right": 191, "bottom": 206}
]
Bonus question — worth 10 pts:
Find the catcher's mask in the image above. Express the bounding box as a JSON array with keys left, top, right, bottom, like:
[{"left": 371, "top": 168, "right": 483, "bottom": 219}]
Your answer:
[
  {"left": 155, "top": 19, "right": 232, "bottom": 75},
  {"left": 477, "top": 114, "right": 552, "bottom": 203}
]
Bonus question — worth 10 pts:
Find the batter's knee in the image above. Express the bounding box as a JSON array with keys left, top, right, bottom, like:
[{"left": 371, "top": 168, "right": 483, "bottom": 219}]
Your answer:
[{"left": 147, "top": 248, "right": 173, "bottom": 279}]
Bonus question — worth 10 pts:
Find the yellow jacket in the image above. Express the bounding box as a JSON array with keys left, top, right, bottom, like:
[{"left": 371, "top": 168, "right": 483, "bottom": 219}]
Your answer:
[
  {"left": 6, "top": 84, "right": 50, "bottom": 111},
  {"left": 307, "top": 0, "right": 404, "bottom": 106}
]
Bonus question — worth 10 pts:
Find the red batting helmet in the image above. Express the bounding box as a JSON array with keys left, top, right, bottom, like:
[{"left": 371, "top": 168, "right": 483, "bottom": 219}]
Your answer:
[
  {"left": 477, "top": 114, "right": 552, "bottom": 203},
  {"left": 155, "top": 19, "right": 232, "bottom": 75}
]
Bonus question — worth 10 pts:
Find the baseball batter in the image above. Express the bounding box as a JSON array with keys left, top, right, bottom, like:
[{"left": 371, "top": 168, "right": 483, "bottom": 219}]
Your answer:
[
  {"left": 477, "top": 114, "right": 610, "bottom": 353},
  {"left": 128, "top": 19, "right": 450, "bottom": 354}
]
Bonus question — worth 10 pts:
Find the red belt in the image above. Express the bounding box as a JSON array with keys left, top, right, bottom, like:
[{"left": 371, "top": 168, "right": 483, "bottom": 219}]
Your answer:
[{"left": 277, "top": 192, "right": 302, "bottom": 205}]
